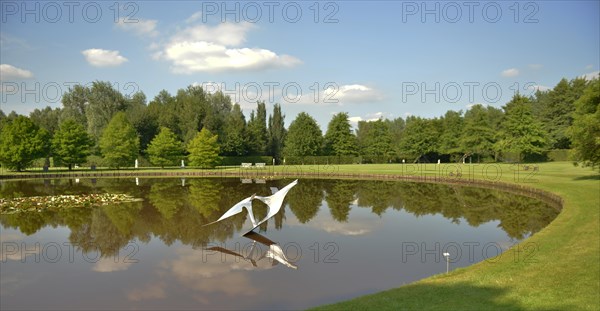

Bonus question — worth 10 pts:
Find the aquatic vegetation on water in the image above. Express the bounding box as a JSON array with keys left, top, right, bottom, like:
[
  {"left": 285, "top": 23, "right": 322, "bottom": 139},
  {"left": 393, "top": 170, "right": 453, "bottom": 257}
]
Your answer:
[{"left": 0, "top": 194, "right": 143, "bottom": 214}]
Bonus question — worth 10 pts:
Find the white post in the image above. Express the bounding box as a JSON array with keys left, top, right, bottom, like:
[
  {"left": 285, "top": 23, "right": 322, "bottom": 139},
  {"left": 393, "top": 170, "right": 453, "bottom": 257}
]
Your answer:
[
  {"left": 135, "top": 159, "right": 138, "bottom": 169},
  {"left": 437, "top": 159, "right": 440, "bottom": 165},
  {"left": 273, "top": 158, "right": 275, "bottom": 166},
  {"left": 181, "top": 160, "right": 185, "bottom": 168},
  {"left": 443, "top": 252, "right": 450, "bottom": 273}
]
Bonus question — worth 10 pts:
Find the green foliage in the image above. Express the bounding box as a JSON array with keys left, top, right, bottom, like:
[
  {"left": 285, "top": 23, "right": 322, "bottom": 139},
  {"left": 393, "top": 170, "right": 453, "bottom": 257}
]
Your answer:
[
  {"left": 86, "top": 81, "right": 128, "bottom": 140},
  {"left": 324, "top": 112, "right": 358, "bottom": 156},
  {"left": 461, "top": 104, "right": 500, "bottom": 161},
  {"left": 535, "top": 78, "right": 589, "bottom": 149},
  {"left": 569, "top": 78, "right": 600, "bottom": 168},
  {"left": 60, "top": 84, "right": 90, "bottom": 128},
  {"left": 0, "top": 116, "right": 49, "bottom": 171},
  {"left": 187, "top": 128, "right": 220, "bottom": 168},
  {"left": 148, "top": 90, "right": 181, "bottom": 139},
  {"left": 204, "top": 90, "right": 232, "bottom": 143},
  {"left": 52, "top": 119, "right": 93, "bottom": 170},
  {"left": 268, "top": 103, "right": 286, "bottom": 163},
  {"left": 247, "top": 101, "right": 269, "bottom": 155},
  {"left": 438, "top": 110, "right": 464, "bottom": 157},
  {"left": 496, "top": 94, "right": 547, "bottom": 160},
  {"left": 99, "top": 112, "right": 140, "bottom": 169},
  {"left": 386, "top": 118, "right": 406, "bottom": 158},
  {"left": 220, "top": 156, "right": 273, "bottom": 166},
  {"left": 29, "top": 106, "right": 61, "bottom": 136},
  {"left": 146, "top": 127, "right": 183, "bottom": 168},
  {"left": 357, "top": 119, "right": 394, "bottom": 160},
  {"left": 283, "top": 112, "right": 323, "bottom": 158},
  {"left": 399, "top": 117, "right": 439, "bottom": 161},
  {"left": 126, "top": 92, "right": 158, "bottom": 152},
  {"left": 221, "top": 104, "right": 248, "bottom": 156}
]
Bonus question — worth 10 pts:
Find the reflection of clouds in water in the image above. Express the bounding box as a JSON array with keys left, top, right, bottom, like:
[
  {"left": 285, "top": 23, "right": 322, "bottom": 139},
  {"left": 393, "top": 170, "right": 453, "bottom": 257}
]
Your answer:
[
  {"left": 0, "top": 233, "right": 40, "bottom": 261},
  {"left": 93, "top": 257, "right": 132, "bottom": 272},
  {"left": 287, "top": 208, "right": 380, "bottom": 236},
  {"left": 0, "top": 233, "right": 23, "bottom": 243},
  {"left": 127, "top": 282, "right": 167, "bottom": 301},
  {"left": 167, "top": 248, "right": 261, "bottom": 299}
]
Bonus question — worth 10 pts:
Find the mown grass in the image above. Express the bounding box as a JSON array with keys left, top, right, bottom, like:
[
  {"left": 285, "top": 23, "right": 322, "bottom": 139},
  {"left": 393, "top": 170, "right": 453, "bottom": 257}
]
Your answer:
[
  {"left": 1, "top": 162, "right": 598, "bottom": 310},
  {"left": 310, "top": 162, "right": 599, "bottom": 310}
]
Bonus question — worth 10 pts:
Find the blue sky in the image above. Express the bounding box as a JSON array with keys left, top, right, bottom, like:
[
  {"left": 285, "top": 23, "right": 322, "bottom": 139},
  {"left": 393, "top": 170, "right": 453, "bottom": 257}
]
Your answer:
[{"left": 1, "top": 1, "right": 598, "bottom": 129}]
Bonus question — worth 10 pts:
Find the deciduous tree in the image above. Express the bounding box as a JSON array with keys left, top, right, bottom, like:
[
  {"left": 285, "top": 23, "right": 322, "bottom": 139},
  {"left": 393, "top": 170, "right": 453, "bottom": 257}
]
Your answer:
[
  {"left": 52, "top": 119, "right": 93, "bottom": 170},
  {"left": 187, "top": 128, "right": 220, "bottom": 168},
  {"left": 99, "top": 112, "right": 140, "bottom": 169},
  {"left": 147, "top": 127, "right": 183, "bottom": 168},
  {"left": 0, "top": 116, "right": 49, "bottom": 171}
]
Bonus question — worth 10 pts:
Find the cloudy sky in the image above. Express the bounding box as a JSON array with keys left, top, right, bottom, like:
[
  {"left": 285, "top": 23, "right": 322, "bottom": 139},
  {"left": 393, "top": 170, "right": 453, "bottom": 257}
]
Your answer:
[{"left": 1, "top": 1, "right": 598, "bottom": 129}]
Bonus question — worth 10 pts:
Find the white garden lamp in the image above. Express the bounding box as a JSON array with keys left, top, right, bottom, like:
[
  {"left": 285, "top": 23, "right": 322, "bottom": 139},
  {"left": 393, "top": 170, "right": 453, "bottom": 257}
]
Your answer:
[{"left": 443, "top": 252, "right": 450, "bottom": 273}]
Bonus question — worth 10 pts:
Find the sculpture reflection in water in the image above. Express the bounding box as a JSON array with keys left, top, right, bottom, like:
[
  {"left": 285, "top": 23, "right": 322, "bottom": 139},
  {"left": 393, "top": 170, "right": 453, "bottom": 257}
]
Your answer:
[
  {"left": 205, "top": 231, "right": 298, "bottom": 270},
  {"left": 204, "top": 179, "right": 298, "bottom": 234}
]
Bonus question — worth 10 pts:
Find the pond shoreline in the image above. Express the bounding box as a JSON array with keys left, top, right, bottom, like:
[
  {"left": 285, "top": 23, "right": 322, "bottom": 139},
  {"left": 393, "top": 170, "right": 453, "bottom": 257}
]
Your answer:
[{"left": 0, "top": 168, "right": 563, "bottom": 211}]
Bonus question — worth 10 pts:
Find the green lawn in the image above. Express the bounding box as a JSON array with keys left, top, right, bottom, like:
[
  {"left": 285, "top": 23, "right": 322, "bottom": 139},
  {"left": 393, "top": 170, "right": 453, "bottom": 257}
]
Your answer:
[
  {"left": 311, "top": 162, "right": 599, "bottom": 310},
  {"left": 1, "top": 162, "right": 598, "bottom": 310}
]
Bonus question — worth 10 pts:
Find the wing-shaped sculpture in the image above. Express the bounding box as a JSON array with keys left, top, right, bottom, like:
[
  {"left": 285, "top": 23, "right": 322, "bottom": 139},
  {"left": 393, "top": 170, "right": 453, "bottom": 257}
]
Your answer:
[
  {"left": 245, "top": 231, "right": 298, "bottom": 270},
  {"left": 252, "top": 179, "right": 298, "bottom": 229},
  {"left": 261, "top": 244, "right": 298, "bottom": 270},
  {"left": 203, "top": 195, "right": 257, "bottom": 227}
]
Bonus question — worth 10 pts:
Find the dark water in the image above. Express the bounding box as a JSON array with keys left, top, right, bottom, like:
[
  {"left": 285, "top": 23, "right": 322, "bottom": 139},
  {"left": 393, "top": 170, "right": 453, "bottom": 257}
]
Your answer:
[{"left": 0, "top": 178, "right": 559, "bottom": 310}]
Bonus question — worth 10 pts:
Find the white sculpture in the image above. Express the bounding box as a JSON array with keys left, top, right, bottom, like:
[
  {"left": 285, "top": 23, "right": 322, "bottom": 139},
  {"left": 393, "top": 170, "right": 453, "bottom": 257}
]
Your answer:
[
  {"left": 252, "top": 179, "right": 298, "bottom": 230},
  {"left": 205, "top": 231, "right": 298, "bottom": 270},
  {"left": 204, "top": 179, "right": 298, "bottom": 233},
  {"left": 204, "top": 195, "right": 258, "bottom": 227}
]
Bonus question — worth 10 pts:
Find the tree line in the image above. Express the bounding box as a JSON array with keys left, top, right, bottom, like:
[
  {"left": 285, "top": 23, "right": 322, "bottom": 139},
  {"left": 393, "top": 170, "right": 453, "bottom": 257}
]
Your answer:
[
  {"left": 0, "top": 75, "right": 598, "bottom": 171},
  {"left": 1, "top": 178, "right": 557, "bottom": 251}
]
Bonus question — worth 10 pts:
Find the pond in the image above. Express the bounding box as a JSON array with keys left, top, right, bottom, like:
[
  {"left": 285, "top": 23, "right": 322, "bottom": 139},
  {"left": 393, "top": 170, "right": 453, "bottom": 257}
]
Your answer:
[{"left": 0, "top": 178, "right": 560, "bottom": 310}]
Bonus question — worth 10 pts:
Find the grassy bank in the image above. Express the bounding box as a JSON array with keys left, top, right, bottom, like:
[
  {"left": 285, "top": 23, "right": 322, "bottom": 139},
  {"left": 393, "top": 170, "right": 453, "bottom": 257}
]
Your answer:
[
  {"left": 311, "top": 162, "right": 599, "bottom": 310},
  {"left": 1, "top": 162, "right": 598, "bottom": 310}
]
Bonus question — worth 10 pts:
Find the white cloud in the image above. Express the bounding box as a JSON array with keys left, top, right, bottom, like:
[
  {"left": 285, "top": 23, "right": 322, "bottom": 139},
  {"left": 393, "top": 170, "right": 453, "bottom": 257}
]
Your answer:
[
  {"left": 82, "top": 49, "right": 128, "bottom": 67},
  {"left": 348, "top": 112, "right": 392, "bottom": 126},
  {"left": 501, "top": 68, "right": 520, "bottom": 77},
  {"left": 156, "top": 22, "right": 300, "bottom": 73},
  {"left": 185, "top": 11, "right": 204, "bottom": 24},
  {"left": 526, "top": 84, "right": 551, "bottom": 92},
  {"left": 127, "top": 282, "right": 166, "bottom": 301},
  {"left": 174, "top": 22, "right": 252, "bottom": 46},
  {"left": 116, "top": 18, "right": 158, "bottom": 37},
  {"left": 580, "top": 71, "right": 599, "bottom": 81},
  {"left": 585, "top": 64, "right": 594, "bottom": 70},
  {"left": 348, "top": 116, "right": 363, "bottom": 124},
  {"left": 297, "top": 84, "right": 383, "bottom": 105},
  {"left": 93, "top": 257, "right": 133, "bottom": 272},
  {"left": 336, "top": 84, "right": 384, "bottom": 104},
  {"left": 528, "top": 64, "right": 543, "bottom": 70},
  {"left": 0, "top": 64, "right": 34, "bottom": 79}
]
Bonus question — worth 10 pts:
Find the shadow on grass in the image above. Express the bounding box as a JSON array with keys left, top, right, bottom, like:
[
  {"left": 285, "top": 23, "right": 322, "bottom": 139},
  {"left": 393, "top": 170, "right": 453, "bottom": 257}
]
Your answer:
[
  {"left": 310, "top": 281, "right": 572, "bottom": 311},
  {"left": 573, "top": 174, "right": 600, "bottom": 181}
]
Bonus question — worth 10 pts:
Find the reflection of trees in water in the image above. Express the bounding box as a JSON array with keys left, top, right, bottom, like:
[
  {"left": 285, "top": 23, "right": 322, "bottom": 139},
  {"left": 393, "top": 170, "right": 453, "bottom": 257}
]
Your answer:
[
  {"left": 188, "top": 179, "right": 223, "bottom": 218},
  {"left": 149, "top": 181, "right": 186, "bottom": 219},
  {"left": 0, "top": 178, "right": 559, "bottom": 256},
  {"left": 287, "top": 180, "right": 324, "bottom": 223},
  {"left": 324, "top": 180, "right": 359, "bottom": 222},
  {"left": 355, "top": 181, "right": 403, "bottom": 216}
]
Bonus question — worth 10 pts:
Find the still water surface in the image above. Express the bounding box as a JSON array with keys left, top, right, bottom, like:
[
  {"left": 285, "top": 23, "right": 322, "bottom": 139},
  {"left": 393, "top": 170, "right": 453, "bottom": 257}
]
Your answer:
[{"left": 0, "top": 178, "right": 559, "bottom": 310}]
